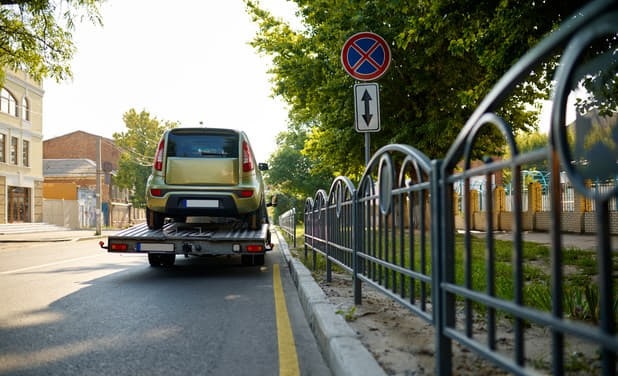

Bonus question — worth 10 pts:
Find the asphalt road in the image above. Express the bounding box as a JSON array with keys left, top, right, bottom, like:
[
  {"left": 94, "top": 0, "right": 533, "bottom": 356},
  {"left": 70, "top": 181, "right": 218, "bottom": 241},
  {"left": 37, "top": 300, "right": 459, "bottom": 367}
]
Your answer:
[{"left": 0, "top": 238, "right": 331, "bottom": 376}]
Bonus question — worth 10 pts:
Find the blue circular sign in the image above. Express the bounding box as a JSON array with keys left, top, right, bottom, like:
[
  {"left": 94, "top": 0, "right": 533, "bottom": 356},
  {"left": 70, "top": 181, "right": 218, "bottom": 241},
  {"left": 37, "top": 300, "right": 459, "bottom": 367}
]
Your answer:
[{"left": 341, "top": 32, "right": 391, "bottom": 81}]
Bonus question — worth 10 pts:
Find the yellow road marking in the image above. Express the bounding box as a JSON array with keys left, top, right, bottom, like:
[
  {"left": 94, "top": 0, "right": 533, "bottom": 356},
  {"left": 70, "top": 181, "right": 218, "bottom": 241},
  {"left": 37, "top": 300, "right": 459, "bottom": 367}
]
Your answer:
[{"left": 273, "top": 263, "right": 300, "bottom": 376}]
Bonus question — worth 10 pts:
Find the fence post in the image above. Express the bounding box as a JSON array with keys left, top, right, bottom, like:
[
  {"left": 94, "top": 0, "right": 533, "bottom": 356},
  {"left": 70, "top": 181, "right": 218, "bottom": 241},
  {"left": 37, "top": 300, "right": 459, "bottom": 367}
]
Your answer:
[
  {"left": 353, "top": 191, "right": 362, "bottom": 305},
  {"left": 433, "top": 159, "right": 453, "bottom": 376},
  {"left": 304, "top": 205, "right": 309, "bottom": 260},
  {"left": 325, "top": 197, "right": 332, "bottom": 283},
  {"left": 292, "top": 208, "right": 297, "bottom": 249}
]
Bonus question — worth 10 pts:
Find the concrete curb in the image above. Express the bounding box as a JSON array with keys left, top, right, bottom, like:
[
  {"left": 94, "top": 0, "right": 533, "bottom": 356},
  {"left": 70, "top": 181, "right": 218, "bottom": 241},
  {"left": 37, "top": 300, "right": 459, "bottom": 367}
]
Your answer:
[{"left": 274, "top": 229, "right": 386, "bottom": 376}]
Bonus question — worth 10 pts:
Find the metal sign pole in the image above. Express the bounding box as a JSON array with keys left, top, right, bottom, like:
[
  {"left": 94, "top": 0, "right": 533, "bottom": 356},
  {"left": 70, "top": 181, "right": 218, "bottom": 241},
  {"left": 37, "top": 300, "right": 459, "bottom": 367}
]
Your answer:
[
  {"left": 365, "top": 133, "right": 370, "bottom": 166},
  {"left": 341, "top": 32, "right": 390, "bottom": 168}
]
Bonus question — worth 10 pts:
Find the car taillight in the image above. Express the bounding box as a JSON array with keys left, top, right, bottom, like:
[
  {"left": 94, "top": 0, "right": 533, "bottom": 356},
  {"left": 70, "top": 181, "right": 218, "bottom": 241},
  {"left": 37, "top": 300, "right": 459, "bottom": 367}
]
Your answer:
[
  {"left": 238, "top": 190, "right": 254, "bottom": 198},
  {"left": 150, "top": 189, "right": 163, "bottom": 197},
  {"left": 154, "top": 138, "right": 165, "bottom": 171},
  {"left": 242, "top": 141, "right": 254, "bottom": 172}
]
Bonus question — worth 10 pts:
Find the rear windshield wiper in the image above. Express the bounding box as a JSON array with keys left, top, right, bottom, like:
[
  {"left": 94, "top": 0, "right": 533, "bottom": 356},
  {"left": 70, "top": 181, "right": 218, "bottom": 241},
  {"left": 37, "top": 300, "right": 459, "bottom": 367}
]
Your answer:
[{"left": 200, "top": 151, "right": 228, "bottom": 157}]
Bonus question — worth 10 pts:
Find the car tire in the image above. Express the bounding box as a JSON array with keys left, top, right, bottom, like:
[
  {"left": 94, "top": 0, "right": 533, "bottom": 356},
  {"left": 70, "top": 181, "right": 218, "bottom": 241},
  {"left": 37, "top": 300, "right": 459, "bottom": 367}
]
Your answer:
[
  {"left": 147, "top": 208, "right": 165, "bottom": 230},
  {"left": 248, "top": 212, "right": 258, "bottom": 230},
  {"left": 247, "top": 198, "right": 267, "bottom": 230}
]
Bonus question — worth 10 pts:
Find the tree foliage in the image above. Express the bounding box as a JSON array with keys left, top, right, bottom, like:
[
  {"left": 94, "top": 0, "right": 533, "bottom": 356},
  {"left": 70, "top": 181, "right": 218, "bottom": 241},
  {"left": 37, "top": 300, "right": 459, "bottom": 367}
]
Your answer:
[
  {"left": 112, "top": 109, "right": 178, "bottom": 207},
  {"left": 265, "top": 125, "right": 335, "bottom": 216},
  {"left": 0, "top": 0, "right": 102, "bottom": 83},
  {"left": 246, "top": 0, "right": 585, "bottom": 177}
]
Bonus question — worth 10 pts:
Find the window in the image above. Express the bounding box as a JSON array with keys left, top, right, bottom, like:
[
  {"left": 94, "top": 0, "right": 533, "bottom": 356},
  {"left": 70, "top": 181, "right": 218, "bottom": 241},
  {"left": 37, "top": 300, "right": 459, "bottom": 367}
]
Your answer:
[
  {"left": 10, "top": 136, "right": 18, "bottom": 165},
  {"left": 168, "top": 131, "right": 239, "bottom": 158},
  {"left": 22, "top": 139, "right": 29, "bottom": 167},
  {"left": 22, "top": 97, "right": 30, "bottom": 121},
  {"left": 0, "top": 88, "right": 18, "bottom": 117},
  {"left": 0, "top": 134, "right": 5, "bottom": 163}
]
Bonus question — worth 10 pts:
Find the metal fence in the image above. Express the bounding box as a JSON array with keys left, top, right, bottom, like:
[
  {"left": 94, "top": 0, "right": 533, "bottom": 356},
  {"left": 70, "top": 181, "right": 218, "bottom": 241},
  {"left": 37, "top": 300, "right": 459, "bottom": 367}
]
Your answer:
[
  {"left": 302, "top": 1, "right": 617, "bottom": 374},
  {"left": 279, "top": 208, "right": 297, "bottom": 249}
]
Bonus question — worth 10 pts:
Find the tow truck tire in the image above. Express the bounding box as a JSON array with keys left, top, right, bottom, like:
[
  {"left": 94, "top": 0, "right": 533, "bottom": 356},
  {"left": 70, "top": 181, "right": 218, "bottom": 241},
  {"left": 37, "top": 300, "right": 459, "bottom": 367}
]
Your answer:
[
  {"left": 148, "top": 253, "right": 161, "bottom": 267},
  {"left": 253, "top": 254, "right": 265, "bottom": 266},
  {"left": 161, "top": 254, "right": 175, "bottom": 267},
  {"left": 241, "top": 254, "right": 265, "bottom": 266},
  {"left": 148, "top": 253, "right": 175, "bottom": 267},
  {"left": 146, "top": 208, "right": 165, "bottom": 230}
]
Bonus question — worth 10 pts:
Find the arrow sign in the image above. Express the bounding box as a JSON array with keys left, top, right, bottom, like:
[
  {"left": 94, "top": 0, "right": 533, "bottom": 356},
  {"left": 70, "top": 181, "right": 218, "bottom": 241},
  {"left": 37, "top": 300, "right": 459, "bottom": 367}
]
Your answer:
[
  {"left": 362, "top": 90, "right": 373, "bottom": 125},
  {"left": 354, "top": 83, "right": 380, "bottom": 132}
]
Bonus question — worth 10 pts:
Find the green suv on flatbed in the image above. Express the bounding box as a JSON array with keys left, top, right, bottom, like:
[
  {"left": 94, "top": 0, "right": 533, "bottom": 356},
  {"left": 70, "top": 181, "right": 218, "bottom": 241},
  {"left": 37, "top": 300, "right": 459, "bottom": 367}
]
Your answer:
[{"left": 145, "top": 127, "right": 268, "bottom": 230}]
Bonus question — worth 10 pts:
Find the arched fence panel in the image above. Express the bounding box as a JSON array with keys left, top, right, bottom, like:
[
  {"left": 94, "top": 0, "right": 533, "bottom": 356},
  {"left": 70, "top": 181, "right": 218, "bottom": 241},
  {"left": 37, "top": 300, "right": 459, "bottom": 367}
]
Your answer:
[{"left": 300, "top": 1, "right": 617, "bottom": 375}]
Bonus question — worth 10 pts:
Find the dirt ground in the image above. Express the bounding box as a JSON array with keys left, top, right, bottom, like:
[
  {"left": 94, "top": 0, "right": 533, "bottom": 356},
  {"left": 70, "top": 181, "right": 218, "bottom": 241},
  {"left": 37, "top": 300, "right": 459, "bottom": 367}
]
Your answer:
[{"left": 311, "top": 271, "right": 603, "bottom": 376}]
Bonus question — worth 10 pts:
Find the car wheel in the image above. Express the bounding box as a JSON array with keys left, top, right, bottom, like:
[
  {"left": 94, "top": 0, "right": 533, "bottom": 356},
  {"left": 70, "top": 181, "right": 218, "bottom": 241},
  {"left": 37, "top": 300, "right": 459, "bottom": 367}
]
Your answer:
[
  {"left": 146, "top": 208, "right": 165, "bottom": 230},
  {"left": 248, "top": 212, "right": 258, "bottom": 230},
  {"left": 245, "top": 198, "right": 267, "bottom": 230}
]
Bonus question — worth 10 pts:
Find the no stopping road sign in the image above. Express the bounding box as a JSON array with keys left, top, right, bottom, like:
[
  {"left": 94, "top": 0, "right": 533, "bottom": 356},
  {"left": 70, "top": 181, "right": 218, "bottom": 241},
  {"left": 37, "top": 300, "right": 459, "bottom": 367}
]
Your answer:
[{"left": 341, "top": 32, "right": 391, "bottom": 81}]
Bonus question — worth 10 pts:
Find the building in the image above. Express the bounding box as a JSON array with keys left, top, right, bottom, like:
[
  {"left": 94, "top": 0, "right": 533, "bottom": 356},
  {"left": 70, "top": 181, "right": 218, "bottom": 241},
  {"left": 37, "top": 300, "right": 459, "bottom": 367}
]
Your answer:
[
  {"left": 43, "top": 131, "right": 131, "bottom": 227},
  {"left": 43, "top": 158, "right": 99, "bottom": 228},
  {"left": 0, "top": 70, "right": 44, "bottom": 223}
]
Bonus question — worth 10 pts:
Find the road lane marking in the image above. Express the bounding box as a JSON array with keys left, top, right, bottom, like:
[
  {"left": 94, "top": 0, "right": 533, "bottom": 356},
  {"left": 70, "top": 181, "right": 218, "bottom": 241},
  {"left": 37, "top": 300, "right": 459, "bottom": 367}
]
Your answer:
[
  {"left": 273, "top": 263, "right": 300, "bottom": 376},
  {"left": 0, "top": 255, "right": 102, "bottom": 275}
]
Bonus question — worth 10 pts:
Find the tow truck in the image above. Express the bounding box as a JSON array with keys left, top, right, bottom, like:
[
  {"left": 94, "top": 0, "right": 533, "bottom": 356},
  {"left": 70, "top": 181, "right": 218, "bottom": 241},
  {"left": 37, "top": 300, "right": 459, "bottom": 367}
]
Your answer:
[{"left": 99, "top": 219, "right": 272, "bottom": 267}]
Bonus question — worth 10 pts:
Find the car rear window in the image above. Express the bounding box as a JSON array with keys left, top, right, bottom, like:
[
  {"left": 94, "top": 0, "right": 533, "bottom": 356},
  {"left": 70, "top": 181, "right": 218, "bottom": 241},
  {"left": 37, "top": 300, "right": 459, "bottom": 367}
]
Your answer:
[{"left": 166, "top": 131, "right": 239, "bottom": 158}]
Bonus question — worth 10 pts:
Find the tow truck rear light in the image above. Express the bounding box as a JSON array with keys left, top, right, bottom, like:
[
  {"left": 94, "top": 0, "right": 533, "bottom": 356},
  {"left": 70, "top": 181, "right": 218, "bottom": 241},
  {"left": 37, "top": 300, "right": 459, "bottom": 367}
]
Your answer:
[
  {"left": 153, "top": 138, "right": 165, "bottom": 171},
  {"left": 110, "top": 243, "right": 129, "bottom": 252},
  {"left": 246, "top": 244, "right": 263, "bottom": 253}
]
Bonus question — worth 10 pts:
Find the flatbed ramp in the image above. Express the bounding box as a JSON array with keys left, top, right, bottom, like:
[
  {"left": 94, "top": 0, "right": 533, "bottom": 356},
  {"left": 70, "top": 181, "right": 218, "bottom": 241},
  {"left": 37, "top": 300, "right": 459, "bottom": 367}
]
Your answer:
[
  {"left": 110, "top": 222, "right": 269, "bottom": 242},
  {"left": 101, "top": 222, "right": 272, "bottom": 266}
]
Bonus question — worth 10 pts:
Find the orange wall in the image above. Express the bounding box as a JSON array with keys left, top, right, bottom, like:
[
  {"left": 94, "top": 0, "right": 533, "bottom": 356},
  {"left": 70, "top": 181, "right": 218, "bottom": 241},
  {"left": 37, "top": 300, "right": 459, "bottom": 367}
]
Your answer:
[{"left": 43, "top": 182, "right": 78, "bottom": 200}]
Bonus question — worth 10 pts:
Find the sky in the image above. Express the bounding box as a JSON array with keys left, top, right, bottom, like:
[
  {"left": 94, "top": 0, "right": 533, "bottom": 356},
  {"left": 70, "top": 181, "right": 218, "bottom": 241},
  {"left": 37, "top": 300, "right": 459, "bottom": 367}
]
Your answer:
[{"left": 43, "top": 0, "right": 299, "bottom": 163}]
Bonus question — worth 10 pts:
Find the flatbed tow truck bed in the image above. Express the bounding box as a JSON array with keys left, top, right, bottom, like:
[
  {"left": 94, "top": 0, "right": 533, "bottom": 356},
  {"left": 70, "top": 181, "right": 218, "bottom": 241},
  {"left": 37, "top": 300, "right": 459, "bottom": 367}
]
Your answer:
[{"left": 99, "top": 222, "right": 272, "bottom": 266}]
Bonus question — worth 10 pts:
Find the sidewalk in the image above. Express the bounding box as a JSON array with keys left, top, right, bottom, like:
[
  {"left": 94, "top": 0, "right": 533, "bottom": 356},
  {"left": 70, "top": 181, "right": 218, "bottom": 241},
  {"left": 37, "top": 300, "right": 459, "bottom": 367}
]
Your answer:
[
  {"left": 472, "top": 230, "right": 618, "bottom": 251},
  {"left": 0, "top": 223, "right": 117, "bottom": 243}
]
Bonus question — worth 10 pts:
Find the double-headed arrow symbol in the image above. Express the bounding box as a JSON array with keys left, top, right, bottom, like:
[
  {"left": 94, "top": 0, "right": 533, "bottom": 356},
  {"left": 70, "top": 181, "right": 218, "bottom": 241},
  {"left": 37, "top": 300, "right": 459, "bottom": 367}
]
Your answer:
[{"left": 361, "top": 90, "right": 373, "bottom": 126}]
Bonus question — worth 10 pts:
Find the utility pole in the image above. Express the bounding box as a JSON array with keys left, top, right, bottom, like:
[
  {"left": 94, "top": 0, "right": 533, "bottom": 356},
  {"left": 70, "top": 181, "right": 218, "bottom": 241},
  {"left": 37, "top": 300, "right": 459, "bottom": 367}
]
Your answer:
[{"left": 96, "top": 136, "right": 102, "bottom": 235}]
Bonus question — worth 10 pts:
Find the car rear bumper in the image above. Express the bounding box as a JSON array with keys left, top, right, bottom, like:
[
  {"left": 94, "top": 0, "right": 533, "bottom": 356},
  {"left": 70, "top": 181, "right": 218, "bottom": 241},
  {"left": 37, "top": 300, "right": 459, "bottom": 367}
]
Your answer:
[{"left": 147, "top": 190, "right": 261, "bottom": 217}]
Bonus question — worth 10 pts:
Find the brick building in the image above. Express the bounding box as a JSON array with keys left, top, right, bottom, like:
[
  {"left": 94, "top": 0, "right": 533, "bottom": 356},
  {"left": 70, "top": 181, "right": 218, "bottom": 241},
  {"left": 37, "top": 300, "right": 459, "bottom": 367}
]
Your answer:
[
  {"left": 0, "top": 70, "right": 44, "bottom": 224},
  {"left": 43, "top": 130, "right": 122, "bottom": 202},
  {"left": 43, "top": 131, "right": 130, "bottom": 227}
]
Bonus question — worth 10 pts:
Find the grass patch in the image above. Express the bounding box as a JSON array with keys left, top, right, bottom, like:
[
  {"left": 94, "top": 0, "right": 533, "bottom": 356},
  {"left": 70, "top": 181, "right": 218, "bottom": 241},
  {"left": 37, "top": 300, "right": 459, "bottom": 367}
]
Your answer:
[{"left": 281, "top": 224, "right": 617, "bottom": 324}]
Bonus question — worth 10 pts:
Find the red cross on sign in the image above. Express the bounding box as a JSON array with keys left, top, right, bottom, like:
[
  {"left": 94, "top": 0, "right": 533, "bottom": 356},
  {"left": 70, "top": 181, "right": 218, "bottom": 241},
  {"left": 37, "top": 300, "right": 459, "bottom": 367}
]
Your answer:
[{"left": 341, "top": 32, "right": 391, "bottom": 81}]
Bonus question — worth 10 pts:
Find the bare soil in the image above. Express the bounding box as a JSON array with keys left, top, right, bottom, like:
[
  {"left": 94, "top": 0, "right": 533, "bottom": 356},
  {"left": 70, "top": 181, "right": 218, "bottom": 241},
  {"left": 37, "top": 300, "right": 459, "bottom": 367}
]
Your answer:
[{"left": 312, "top": 271, "right": 602, "bottom": 376}]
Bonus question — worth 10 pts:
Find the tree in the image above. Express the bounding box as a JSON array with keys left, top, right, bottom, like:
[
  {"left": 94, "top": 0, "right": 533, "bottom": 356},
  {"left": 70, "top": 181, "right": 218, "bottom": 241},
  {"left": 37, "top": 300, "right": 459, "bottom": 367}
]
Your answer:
[
  {"left": 266, "top": 125, "right": 335, "bottom": 217},
  {"left": 246, "top": 0, "right": 585, "bottom": 176},
  {"left": 0, "top": 0, "right": 102, "bottom": 84},
  {"left": 113, "top": 109, "right": 178, "bottom": 207}
]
